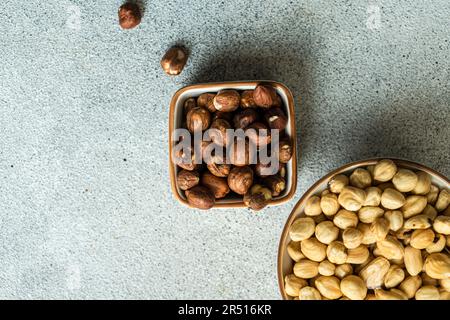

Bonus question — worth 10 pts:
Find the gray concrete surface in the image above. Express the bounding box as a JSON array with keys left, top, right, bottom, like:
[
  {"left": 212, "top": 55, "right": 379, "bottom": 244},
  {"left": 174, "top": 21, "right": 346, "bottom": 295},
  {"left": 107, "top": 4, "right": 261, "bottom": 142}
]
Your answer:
[{"left": 0, "top": 0, "right": 448, "bottom": 299}]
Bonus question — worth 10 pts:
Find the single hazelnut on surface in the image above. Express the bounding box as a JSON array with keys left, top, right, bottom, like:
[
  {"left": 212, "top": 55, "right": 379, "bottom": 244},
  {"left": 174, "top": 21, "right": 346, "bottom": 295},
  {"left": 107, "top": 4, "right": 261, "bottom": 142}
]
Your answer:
[
  {"left": 213, "top": 90, "right": 240, "bottom": 112},
  {"left": 240, "top": 90, "right": 257, "bottom": 108},
  {"left": 186, "top": 107, "right": 211, "bottom": 133},
  {"left": 264, "top": 107, "right": 288, "bottom": 130},
  {"left": 245, "top": 122, "right": 271, "bottom": 147},
  {"left": 227, "top": 166, "right": 254, "bottom": 195},
  {"left": 197, "top": 93, "right": 216, "bottom": 113},
  {"left": 243, "top": 184, "right": 272, "bottom": 211},
  {"left": 209, "top": 119, "right": 231, "bottom": 146},
  {"left": 118, "top": 2, "right": 142, "bottom": 29},
  {"left": 262, "top": 175, "right": 286, "bottom": 197},
  {"left": 201, "top": 172, "right": 230, "bottom": 199},
  {"left": 160, "top": 46, "right": 188, "bottom": 76},
  {"left": 233, "top": 109, "right": 259, "bottom": 129},
  {"left": 253, "top": 85, "right": 278, "bottom": 108},
  {"left": 185, "top": 186, "right": 215, "bottom": 210},
  {"left": 176, "top": 170, "right": 200, "bottom": 191},
  {"left": 277, "top": 137, "right": 293, "bottom": 163},
  {"left": 183, "top": 98, "right": 197, "bottom": 114}
]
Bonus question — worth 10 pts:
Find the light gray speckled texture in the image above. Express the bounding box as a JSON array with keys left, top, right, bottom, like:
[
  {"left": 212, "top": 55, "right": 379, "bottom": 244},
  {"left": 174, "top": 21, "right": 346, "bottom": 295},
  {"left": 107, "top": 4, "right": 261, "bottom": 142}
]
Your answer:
[{"left": 0, "top": 0, "right": 448, "bottom": 299}]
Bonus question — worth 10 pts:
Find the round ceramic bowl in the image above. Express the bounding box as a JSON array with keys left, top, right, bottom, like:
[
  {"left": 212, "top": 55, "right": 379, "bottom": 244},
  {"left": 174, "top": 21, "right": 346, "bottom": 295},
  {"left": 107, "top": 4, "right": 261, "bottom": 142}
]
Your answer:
[{"left": 277, "top": 158, "right": 449, "bottom": 300}]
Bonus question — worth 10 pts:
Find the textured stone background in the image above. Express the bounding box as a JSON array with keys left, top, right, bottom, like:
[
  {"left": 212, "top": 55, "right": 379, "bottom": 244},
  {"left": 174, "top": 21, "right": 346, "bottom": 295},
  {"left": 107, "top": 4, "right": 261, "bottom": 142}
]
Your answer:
[{"left": 0, "top": 0, "right": 448, "bottom": 299}]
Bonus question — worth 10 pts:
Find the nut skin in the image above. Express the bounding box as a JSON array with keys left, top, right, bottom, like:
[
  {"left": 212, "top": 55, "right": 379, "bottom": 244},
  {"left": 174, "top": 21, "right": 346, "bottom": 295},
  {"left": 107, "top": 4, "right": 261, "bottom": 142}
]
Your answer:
[
  {"left": 262, "top": 175, "right": 286, "bottom": 197},
  {"left": 227, "top": 166, "right": 253, "bottom": 195},
  {"left": 253, "top": 85, "right": 279, "bottom": 108},
  {"left": 197, "top": 93, "right": 216, "bottom": 113},
  {"left": 240, "top": 90, "right": 257, "bottom": 108},
  {"left": 160, "top": 46, "right": 188, "bottom": 75},
  {"left": 118, "top": 3, "right": 142, "bottom": 29},
  {"left": 209, "top": 119, "right": 231, "bottom": 146},
  {"left": 233, "top": 109, "right": 259, "bottom": 129},
  {"left": 243, "top": 184, "right": 272, "bottom": 211},
  {"left": 186, "top": 107, "right": 211, "bottom": 133},
  {"left": 201, "top": 172, "right": 230, "bottom": 199},
  {"left": 245, "top": 122, "right": 271, "bottom": 147},
  {"left": 185, "top": 186, "right": 215, "bottom": 210},
  {"left": 176, "top": 170, "right": 200, "bottom": 191},
  {"left": 264, "top": 107, "right": 288, "bottom": 130},
  {"left": 213, "top": 90, "right": 240, "bottom": 112},
  {"left": 277, "top": 137, "right": 293, "bottom": 163}
]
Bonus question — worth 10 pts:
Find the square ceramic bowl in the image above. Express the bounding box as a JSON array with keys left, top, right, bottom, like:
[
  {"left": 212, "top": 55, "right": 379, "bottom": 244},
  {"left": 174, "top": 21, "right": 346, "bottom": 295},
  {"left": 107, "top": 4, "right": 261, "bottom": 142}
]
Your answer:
[
  {"left": 277, "top": 158, "right": 450, "bottom": 299},
  {"left": 168, "top": 81, "right": 298, "bottom": 208}
]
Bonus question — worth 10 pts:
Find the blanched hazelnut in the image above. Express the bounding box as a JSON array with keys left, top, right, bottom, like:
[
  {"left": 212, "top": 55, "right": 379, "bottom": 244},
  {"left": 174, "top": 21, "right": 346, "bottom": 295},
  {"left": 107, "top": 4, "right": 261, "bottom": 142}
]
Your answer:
[
  {"left": 298, "top": 286, "right": 322, "bottom": 300},
  {"left": 209, "top": 119, "right": 231, "bottom": 146},
  {"left": 301, "top": 238, "right": 327, "bottom": 262},
  {"left": 329, "top": 174, "right": 349, "bottom": 194},
  {"left": 333, "top": 210, "right": 358, "bottom": 229},
  {"left": 358, "top": 223, "right": 377, "bottom": 245},
  {"left": 374, "top": 288, "right": 408, "bottom": 300},
  {"left": 423, "top": 204, "right": 438, "bottom": 220},
  {"left": 177, "top": 169, "right": 200, "bottom": 190},
  {"left": 318, "top": 260, "right": 336, "bottom": 276},
  {"left": 433, "top": 216, "right": 450, "bottom": 235},
  {"left": 338, "top": 187, "right": 366, "bottom": 211},
  {"left": 359, "top": 256, "right": 390, "bottom": 289},
  {"left": 384, "top": 210, "right": 404, "bottom": 231},
  {"left": 426, "top": 234, "right": 446, "bottom": 254},
  {"left": 243, "top": 184, "right": 272, "bottom": 211},
  {"left": 185, "top": 186, "right": 215, "bottom": 210},
  {"left": 375, "top": 235, "right": 404, "bottom": 260},
  {"left": 160, "top": 46, "right": 188, "bottom": 75},
  {"left": 410, "top": 229, "right": 434, "bottom": 249},
  {"left": 415, "top": 286, "right": 440, "bottom": 300},
  {"left": 240, "top": 90, "right": 257, "bottom": 108},
  {"left": 315, "top": 276, "right": 342, "bottom": 300},
  {"left": 358, "top": 206, "right": 384, "bottom": 224},
  {"left": 404, "top": 246, "right": 423, "bottom": 276},
  {"left": 320, "top": 193, "right": 340, "bottom": 216},
  {"left": 262, "top": 175, "right": 286, "bottom": 197},
  {"left": 233, "top": 109, "right": 258, "bottom": 129},
  {"left": 327, "top": 241, "right": 348, "bottom": 265},
  {"left": 392, "top": 169, "right": 418, "bottom": 192},
  {"left": 427, "top": 185, "right": 440, "bottom": 205},
  {"left": 335, "top": 264, "right": 353, "bottom": 279},
  {"left": 340, "top": 275, "right": 367, "bottom": 300},
  {"left": 342, "top": 228, "right": 363, "bottom": 249},
  {"left": 435, "top": 189, "right": 449, "bottom": 212},
  {"left": 246, "top": 122, "right": 271, "bottom": 146},
  {"left": 213, "top": 90, "right": 240, "bottom": 112},
  {"left": 373, "top": 159, "right": 397, "bottom": 182},
  {"left": 402, "top": 195, "right": 428, "bottom": 218},
  {"left": 315, "top": 221, "right": 339, "bottom": 245},
  {"left": 287, "top": 241, "right": 304, "bottom": 262},
  {"left": 384, "top": 265, "right": 405, "bottom": 289},
  {"left": 304, "top": 195, "right": 322, "bottom": 216},
  {"left": 346, "top": 245, "right": 370, "bottom": 264},
  {"left": 294, "top": 260, "right": 319, "bottom": 279},
  {"left": 350, "top": 168, "right": 372, "bottom": 189},
  {"left": 404, "top": 214, "right": 431, "bottom": 229},
  {"left": 186, "top": 107, "right": 211, "bottom": 132},
  {"left": 197, "top": 93, "right": 216, "bottom": 112},
  {"left": 118, "top": 2, "right": 141, "bottom": 29},
  {"left": 277, "top": 137, "right": 293, "bottom": 163},
  {"left": 424, "top": 253, "right": 450, "bottom": 279},
  {"left": 381, "top": 188, "right": 405, "bottom": 210},
  {"left": 363, "top": 187, "right": 381, "bottom": 206},
  {"left": 264, "top": 108, "right": 288, "bottom": 130},
  {"left": 201, "top": 172, "right": 230, "bottom": 199},
  {"left": 412, "top": 171, "right": 431, "bottom": 195},
  {"left": 370, "top": 217, "right": 389, "bottom": 241},
  {"left": 399, "top": 275, "right": 422, "bottom": 298},
  {"left": 284, "top": 274, "right": 308, "bottom": 297},
  {"left": 289, "top": 217, "right": 315, "bottom": 241},
  {"left": 253, "top": 85, "right": 279, "bottom": 108},
  {"left": 227, "top": 166, "right": 253, "bottom": 195}
]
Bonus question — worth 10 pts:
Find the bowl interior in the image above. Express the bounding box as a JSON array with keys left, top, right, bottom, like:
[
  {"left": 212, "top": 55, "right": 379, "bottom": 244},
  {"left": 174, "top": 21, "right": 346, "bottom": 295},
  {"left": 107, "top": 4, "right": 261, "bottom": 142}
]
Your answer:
[
  {"left": 278, "top": 158, "right": 449, "bottom": 299},
  {"left": 170, "top": 81, "right": 297, "bottom": 207}
]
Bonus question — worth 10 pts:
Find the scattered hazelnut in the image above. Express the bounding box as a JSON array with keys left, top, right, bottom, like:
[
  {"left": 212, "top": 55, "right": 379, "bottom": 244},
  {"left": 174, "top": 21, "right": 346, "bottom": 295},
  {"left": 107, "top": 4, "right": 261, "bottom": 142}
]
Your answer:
[
  {"left": 185, "top": 186, "right": 215, "bottom": 210},
  {"left": 197, "top": 93, "right": 216, "bottom": 113},
  {"left": 160, "top": 46, "right": 188, "bottom": 76},
  {"left": 243, "top": 184, "right": 272, "bottom": 211},
  {"left": 262, "top": 175, "right": 286, "bottom": 197},
  {"left": 227, "top": 166, "right": 254, "bottom": 195},
  {"left": 186, "top": 107, "right": 211, "bottom": 133},
  {"left": 253, "top": 85, "right": 278, "bottom": 108},
  {"left": 240, "top": 90, "right": 257, "bottom": 108},
  {"left": 176, "top": 170, "right": 200, "bottom": 191},
  {"left": 246, "top": 122, "right": 271, "bottom": 147},
  {"left": 277, "top": 138, "right": 293, "bottom": 163},
  {"left": 209, "top": 119, "right": 231, "bottom": 146},
  {"left": 264, "top": 108, "right": 288, "bottom": 130},
  {"left": 201, "top": 172, "right": 230, "bottom": 199},
  {"left": 213, "top": 90, "right": 240, "bottom": 112},
  {"left": 233, "top": 109, "right": 259, "bottom": 129},
  {"left": 118, "top": 2, "right": 142, "bottom": 29}
]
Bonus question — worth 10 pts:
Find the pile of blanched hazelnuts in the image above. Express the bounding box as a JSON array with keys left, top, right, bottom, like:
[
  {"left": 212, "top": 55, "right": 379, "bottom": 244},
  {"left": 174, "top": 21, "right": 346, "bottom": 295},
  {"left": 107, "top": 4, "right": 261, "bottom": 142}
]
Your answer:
[{"left": 174, "top": 85, "right": 294, "bottom": 210}]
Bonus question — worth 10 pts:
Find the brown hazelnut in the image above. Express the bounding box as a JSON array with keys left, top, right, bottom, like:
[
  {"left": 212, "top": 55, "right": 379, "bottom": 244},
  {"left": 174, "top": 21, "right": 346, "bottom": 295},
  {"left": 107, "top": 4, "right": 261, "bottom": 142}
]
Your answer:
[
  {"left": 264, "top": 108, "right": 288, "bottom": 130},
  {"left": 185, "top": 186, "right": 215, "bottom": 210},
  {"left": 186, "top": 107, "right": 211, "bottom": 133},
  {"left": 183, "top": 98, "right": 197, "bottom": 114},
  {"left": 229, "top": 140, "right": 252, "bottom": 166},
  {"left": 160, "top": 46, "right": 188, "bottom": 76},
  {"left": 212, "top": 111, "right": 234, "bottom": 122},
  {"left": 254, "top": 161, "right": 279, "bottom": 177},
  {"left": 174, "top": 145, "right": 198, "bottom": 171},
  {"left": 240, "top": 90, "right": 257, "bottom": 108},
  {"left": 244, "top": 185, "right": 272, "bottom": 211},
  {"left": 207, "top": 162, "right": 231, "bottom": 178},
  {"left": 246, "top": 122, "right": 271, "bottom": 147},
  {"left": 209, "top": 119, "right": 231, "bottom": 146},
  {"left": 253, "top": 85, "right": 279, "bottom": 108},
  {"left": 201, "top": 172, "right": 230, "bottom": 199},
  {"left": 213, "top": 90, "right": 240, "bottom": 112},
  {"left": 233, "top": 109, "right": 259, "bottom": 129},
  {"left": 118, "top": 3, "right": 142, "bottom": 29},
  {"left": 197, "top": 93, "right": 216, "bottom": 113},
  {"left": 278, "top": 138, "right": 293, "bottom": 163},
  {"left": 262, "top": 175, "right": 286, "bottom": 197},
  {"left": 228, "top": 166, "right": 254, "bottom": 195},
  {"left": 176, "top": 170, "right": 200, "bottom": 191}
]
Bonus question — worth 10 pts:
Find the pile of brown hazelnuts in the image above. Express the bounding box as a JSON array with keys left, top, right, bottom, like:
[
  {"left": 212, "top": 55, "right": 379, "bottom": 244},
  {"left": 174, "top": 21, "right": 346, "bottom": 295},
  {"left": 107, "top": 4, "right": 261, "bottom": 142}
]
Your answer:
[{"left": 174, "top": 85, "right": 294, "bottom": 211}]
